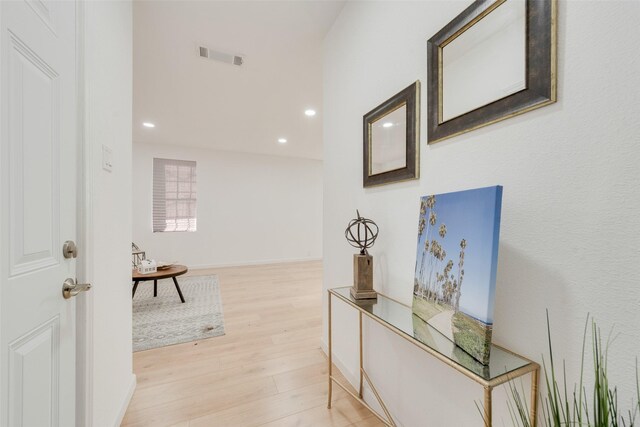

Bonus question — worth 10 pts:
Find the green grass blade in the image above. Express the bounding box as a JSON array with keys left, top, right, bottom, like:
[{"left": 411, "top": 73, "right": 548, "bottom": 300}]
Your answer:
[{"left": 576, "top": 314, "right": 590, "bottom": 424}]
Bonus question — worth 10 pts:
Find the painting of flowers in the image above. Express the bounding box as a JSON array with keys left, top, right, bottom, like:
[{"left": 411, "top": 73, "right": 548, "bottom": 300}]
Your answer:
[{"left": 412, "top": 186, "right": 503, "bottom": 365}]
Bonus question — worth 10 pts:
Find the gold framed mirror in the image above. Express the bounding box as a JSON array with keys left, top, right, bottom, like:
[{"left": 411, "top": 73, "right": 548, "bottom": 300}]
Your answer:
[
  {"left": 427, "top": 0, "right": 557, "bottom": 144},
  {"left": 363, "top": 81, "right": 420, "bottom": 188}
]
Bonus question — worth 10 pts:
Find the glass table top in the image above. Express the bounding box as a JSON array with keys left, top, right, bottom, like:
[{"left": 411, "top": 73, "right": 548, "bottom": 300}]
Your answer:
[{"left": 330, "top": 287, "right": 532, "bottom": 382}]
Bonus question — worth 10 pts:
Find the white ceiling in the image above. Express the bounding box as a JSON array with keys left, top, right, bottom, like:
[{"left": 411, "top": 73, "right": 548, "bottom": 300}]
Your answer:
[{"left": 133, "top": 1, "right": 346, "bottom": 160}]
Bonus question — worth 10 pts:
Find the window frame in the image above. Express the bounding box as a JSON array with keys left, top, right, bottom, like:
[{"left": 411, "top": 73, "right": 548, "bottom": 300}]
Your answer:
[{"left": 152, "top": 157, "right": 197, "bottom": 233}]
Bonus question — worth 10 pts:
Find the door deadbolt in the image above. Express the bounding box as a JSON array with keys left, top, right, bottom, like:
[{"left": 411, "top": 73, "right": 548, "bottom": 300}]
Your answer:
[{"left": 62, "top": 240, "right": 77, "bottom": 259}]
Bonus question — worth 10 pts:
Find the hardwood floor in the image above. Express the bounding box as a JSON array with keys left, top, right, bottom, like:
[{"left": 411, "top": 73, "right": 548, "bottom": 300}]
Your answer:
[{"left": 122, "top": 261, "right": 383, "bottom": 427}]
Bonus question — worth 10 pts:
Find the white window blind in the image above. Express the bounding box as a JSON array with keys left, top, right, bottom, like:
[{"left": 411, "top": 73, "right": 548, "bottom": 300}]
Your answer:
[{"left": 153, "top": 158, "right": 197, "bottom": 232}]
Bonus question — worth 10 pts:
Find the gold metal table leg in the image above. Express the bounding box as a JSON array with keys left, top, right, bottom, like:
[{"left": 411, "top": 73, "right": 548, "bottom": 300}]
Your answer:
[
  {"left": 530, "top": 367, "right": 539, "bottom": 426},
  {"left": 327, "top": 291, "right": 333, "bottom": 409},
  {"left": 484, "top": 386, "right": 492, "bottom": 427},
  {"left": 359, "top": 311, "right": 364, "bottom": 398}
]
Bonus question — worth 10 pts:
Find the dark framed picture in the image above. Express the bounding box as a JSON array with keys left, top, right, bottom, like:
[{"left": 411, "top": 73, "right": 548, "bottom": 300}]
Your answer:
[
  {"left": 363, "top": 81, "right": 420, "bottom": 188},
  {"left": 427, "top": 0, "right": 557, "bottom": 144}
]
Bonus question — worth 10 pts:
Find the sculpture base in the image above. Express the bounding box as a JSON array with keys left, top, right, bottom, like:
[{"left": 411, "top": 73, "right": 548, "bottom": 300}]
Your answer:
[
  {"left": 352, "top": 254, "right": 376, "bottom": 300},
  {"left": 350, "top": 287, "right": 378, "bottom": 300}
]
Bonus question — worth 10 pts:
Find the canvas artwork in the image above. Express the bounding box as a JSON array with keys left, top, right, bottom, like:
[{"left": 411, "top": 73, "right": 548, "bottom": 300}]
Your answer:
[{"left": 412, "top": 186, "right": 503, "bottom": 365}]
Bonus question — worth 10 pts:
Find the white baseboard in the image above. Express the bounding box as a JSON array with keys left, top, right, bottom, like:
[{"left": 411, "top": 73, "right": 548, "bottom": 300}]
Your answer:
[
  {"left": 188, "top": 256, "right": 322, "bottom": 270},
  {"left": 113, "top": 374, "right": 136, "bottom": 427}
]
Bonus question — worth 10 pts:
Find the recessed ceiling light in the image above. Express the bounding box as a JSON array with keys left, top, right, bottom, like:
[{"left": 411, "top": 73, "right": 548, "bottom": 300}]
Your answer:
[
  {"left": 382, "top": 122, "right": 393, "bottom": 128},
  {"left": 304, "top": 109, "right": 316, "bottom": 117},
  {"left": 278, "top": 138, "right": 287, "bottom": 144},
  {"left": 143, "top": 122, "right": 155, "bottom": 128}
]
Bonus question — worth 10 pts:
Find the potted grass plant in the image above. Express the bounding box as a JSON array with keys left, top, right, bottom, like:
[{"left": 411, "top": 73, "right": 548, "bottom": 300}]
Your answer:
[{"left": 497, "top": 312, "right": 640, "bottom": 427}]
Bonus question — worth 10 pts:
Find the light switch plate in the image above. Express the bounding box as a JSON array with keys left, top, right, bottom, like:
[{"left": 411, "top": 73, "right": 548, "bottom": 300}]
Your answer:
[{"left": 102, "top": 145, "right": 113, "bottom": 172}]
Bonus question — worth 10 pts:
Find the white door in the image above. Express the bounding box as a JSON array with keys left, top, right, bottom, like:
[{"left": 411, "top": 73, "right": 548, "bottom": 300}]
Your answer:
[{"left": 0, "top": 1, "right": 82, "bottom": 426}]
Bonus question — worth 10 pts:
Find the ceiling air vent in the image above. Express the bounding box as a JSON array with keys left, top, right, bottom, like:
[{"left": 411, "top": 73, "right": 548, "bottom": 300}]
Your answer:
[{"left": 198, "top": 46, "right": 244, "bottom": 67}]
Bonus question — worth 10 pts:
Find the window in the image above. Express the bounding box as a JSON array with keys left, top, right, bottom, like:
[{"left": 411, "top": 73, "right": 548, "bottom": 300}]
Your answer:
[{"left": 153, "top": 158, "right": 197, "bottom": 232}]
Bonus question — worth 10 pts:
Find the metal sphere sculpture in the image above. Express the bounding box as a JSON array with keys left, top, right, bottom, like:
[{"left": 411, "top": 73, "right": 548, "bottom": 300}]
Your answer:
[{"left": 345, "top": 210, "right": 379, "bottom": 255}]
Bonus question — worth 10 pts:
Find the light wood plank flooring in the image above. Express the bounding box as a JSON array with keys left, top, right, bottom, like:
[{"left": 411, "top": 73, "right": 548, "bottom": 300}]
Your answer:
[{"left": 122, "top": 261, "right": 383, "bottom": 427}]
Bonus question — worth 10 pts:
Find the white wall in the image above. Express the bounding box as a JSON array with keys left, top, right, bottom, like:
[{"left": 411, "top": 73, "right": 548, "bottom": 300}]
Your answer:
[
  {"left": 83, "top": 1, "right": 135, "bottom": 426},
  {"left": 132, "top": 142, "right": 323, "bottom": 268},
  {"left": 323, "top": 1, "right": 640, "bottom": 426}
]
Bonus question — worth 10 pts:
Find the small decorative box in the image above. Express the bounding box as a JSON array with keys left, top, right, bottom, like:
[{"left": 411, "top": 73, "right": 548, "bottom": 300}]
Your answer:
[{"left": 137, "top": 259, "right": 157, "bottom": 274}]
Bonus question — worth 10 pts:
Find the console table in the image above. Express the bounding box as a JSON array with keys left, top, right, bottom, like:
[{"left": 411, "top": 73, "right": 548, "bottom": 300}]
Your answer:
[{"left": 327, "top": 287, "right": 539, "bottom": 427}]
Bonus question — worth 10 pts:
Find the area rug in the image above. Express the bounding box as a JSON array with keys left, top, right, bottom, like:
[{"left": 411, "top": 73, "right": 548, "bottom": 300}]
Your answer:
[{"left": 132, "top": 274, "right": 225, "bottom": 352}]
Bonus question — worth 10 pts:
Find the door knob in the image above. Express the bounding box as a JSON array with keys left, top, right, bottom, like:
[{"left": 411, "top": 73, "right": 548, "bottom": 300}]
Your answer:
[{"left": 62, "top": 278, "right": 91, "bottom": 299}]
